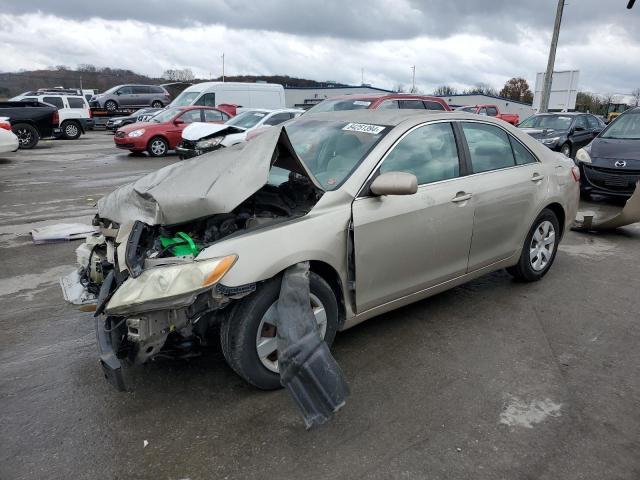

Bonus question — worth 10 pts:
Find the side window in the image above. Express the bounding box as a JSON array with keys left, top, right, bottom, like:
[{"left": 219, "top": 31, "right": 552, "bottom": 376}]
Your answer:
[
  {"left": 574, "top": 115, "right": 588, "bottom": 130},
  {"left": 117, "top": 86, "right": 133, "bottom": 95},
  {"left": 478, "top": 107, "right": 488, "bottom": 116},
  {"left": 486, "top": 106, "right": 498, "bottom": 116},
  {"left": 380, "top": 122, "right": 460, "bottom": 185},
  {"left": 378, "top": 100, "right": 399, "bottom": 109},
  {"left": 586, "top": 115, "right": 601, "bottom": 129},
  {"left": 424, "top": 100, "right": 445, "bottom": 110},
  {"left": 152, "top": 86, "right": 165, "bottom": 93},
  {"left": 20, "top": 97, "right": 37, "bottom": 102},
  {"left": 194, "top": 93, "right": 216, "bottom": 106},
  {"left": 67, "top": 97, "right": 86, "bottom": 108},
  {"left": 264, "top": 113, "right": 291, "bottom": 126},
  {"left": 510, "top": 137, "right": 538, "bottom": 165},
  {"left": 133, "top": 86, "right": 150, "bottom": 94},
  {"left": 179, "top": 109, "right": 203, "bottom": 123},
  {"left": 43, "top": 97, "right": 64, "bottom": 109},
  {"left": 461, "top": 122, "right": 516, "bottom": 173},
  {"left": 203, "top": 109, "right": 223, "bottom": 122},
  {"left": 398, "top": 100, "right": 426, "bottom": 109}
]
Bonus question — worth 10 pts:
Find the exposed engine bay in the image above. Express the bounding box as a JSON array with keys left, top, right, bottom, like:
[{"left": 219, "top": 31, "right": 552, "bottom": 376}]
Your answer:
[{"left": 73, "top": 172, "right": 322, "bottom": 378}]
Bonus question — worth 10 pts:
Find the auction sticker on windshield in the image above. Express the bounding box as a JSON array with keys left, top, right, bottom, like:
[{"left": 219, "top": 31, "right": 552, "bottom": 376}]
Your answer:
[{"left": 342, "top": 123, "right": 386, "bottom": 134}]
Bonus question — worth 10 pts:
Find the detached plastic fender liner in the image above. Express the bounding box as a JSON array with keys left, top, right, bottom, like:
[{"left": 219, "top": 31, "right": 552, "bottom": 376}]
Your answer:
[
  {"left": 276, "top": 262, "right": 349, "bottom": 428},
  {"left": 95, "top": 315, "right": 126, "bottom": 392}
]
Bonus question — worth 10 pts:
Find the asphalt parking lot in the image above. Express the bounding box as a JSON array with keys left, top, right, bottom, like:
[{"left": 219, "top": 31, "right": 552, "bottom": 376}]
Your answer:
[{"left": 1, "top": 131, "right": 639, "bottom": 480}]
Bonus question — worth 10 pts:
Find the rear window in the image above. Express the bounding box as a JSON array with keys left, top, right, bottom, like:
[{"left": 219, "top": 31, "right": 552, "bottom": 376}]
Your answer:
[
  {"left": 67, "top": 97, "right": 86, "bottom": 108},
  {"left": 151, "top": 86, "right": 165, "bottom": 93},
  {"left": 306, "top": 98, "right": 372, "bottom": 113},
  {"left": 424, "top": 101, "right": 445, "bottom": 110}
]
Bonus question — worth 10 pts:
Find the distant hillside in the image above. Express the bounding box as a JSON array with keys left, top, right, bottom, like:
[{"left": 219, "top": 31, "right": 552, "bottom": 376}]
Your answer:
[{"left": 0, "top": 67, "right": 345, "bottom": 99}]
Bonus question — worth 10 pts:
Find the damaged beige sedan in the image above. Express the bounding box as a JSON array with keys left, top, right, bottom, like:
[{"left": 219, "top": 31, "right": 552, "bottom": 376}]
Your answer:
[{"left": 62, "top": 110, "right": 579, "bottom": 390}]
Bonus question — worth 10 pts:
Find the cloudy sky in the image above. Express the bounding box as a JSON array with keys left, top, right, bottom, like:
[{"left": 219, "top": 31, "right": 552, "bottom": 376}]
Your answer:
[{"left": 0, "top": 0, "right": 638, "bottom": 94}]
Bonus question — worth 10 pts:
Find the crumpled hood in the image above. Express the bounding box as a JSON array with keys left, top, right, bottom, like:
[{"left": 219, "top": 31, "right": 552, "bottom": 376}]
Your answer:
[
  {"left": 182, "top": 122, "right": 244, "bottom": 141},
  {"left": 97, "top": 126, "right": 322, "bottom": 226},
  {"left": 520, "top": 127, "right": 566, "bottom": 139}
]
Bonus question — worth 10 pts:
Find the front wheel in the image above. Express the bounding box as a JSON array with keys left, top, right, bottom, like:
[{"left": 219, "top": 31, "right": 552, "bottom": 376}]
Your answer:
[
  {"left": 560, "top": 142, "right": 572, "bottom": 158},
  {"left": 151, "top": 100, "right": 163, "bottom": 108},
  {"left": 12, "top": 123, "right": 39, "bottom": 149},
  {"left": 147, "top": 136, "right": 168, "bottom": 157},
  {"left": 220, "top": 273, "right": 339, "bottom": 390},
  {"left": 104, "top": 100, "right": 118, "bottom": 112},
  {"left": 61, "top": 121, "right": 81, "bottom": 140},
  {"left": 507, "top": 208, "right": 560, "bottom": 282}
]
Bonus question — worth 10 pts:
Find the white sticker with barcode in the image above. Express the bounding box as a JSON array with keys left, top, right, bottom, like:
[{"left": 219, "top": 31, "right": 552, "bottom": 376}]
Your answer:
[
  {"left": 342, "top": 123, "right": 386, "bottom": 134},
  {"left": 353, "top": 100, "right": 372, "bottom": 106}
]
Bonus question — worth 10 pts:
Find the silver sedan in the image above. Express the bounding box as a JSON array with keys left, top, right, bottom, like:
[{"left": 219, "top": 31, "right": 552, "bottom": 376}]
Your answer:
[{"left": 63, "top": 110, "right": 580, "bottom": 390}]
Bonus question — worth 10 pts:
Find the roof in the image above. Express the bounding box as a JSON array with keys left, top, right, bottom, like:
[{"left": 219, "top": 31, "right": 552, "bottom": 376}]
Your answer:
[
  {"left": 301, "top": 109, "right": 498, "bottom": 127},
  {"left": 284, "top": 85, "right": 394, "bottom": 93},
  {"left": 528, "top": 112, "right": 585, "bottom": 116},
  {"left": 434, "top": 93, "right": 534, "bottom": 107}
]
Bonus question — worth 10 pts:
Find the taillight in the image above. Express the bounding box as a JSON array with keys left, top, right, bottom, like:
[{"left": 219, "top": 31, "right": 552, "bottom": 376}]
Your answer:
[
  {"left": 52, "top": 111, "right": 59, "bottom": 126},
  {"left": 571, "top": 166, "right": 580, "bottom": 182},
  {"left": 89, "top": 109, "right": 93, "bottom": 118},
  {"left": 0, "top": 121, "right": 11, "bottom": 131}
]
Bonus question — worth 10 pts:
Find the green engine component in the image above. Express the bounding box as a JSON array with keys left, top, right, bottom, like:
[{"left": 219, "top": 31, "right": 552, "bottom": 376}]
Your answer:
[{"left": 159, "top": 232, "right": 199, "bottom": 256}]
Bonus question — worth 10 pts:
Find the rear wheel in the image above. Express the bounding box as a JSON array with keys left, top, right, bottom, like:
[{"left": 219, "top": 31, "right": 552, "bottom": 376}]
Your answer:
[
  {"left": 104, "top": 100, "right": 118, "bottom": 112},
  {"left": 507, "top": 208, "right": 560, "bottom": 282},
  {"left": 220, "top": 273, "right": 339, "bottom": 390},
  {"left": 61, "top": 121, "right": 81, "bottom": 140},
  {"left": 12, "top": 123, "right": 39, "bottom": 149},
  {"left": 147, "top": 136, "right": 168, "bottom": 157},
  {"left": 151, "top": 100, "right": 163, "bottom": 108}
]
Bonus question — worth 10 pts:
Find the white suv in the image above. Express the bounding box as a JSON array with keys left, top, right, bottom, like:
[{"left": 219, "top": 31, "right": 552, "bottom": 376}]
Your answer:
[{"left": 10, "top": 91, "right": 92, "bottom": 140}]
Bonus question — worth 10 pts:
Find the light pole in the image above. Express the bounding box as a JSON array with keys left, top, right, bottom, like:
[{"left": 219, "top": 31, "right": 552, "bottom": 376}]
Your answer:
[
  {"left": 540, "top": 0, "right": 565, "bottom": 113},
  {"left": 410, "top": 65, "right": 416, "bottom": 93}
]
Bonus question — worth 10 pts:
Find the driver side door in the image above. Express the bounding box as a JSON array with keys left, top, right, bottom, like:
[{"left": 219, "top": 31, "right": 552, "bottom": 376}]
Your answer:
[{"left": 351, "top": 122, "right": 475, "bottom": 312}]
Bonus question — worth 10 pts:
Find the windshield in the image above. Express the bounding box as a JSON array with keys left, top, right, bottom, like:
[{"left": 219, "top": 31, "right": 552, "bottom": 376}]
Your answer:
[
  {"left": 284, "top": 118, "right": 390, "bottom": 190},
  {"left": 102, "top": 86, "right": 120, "bottom": 95},
  {"left": 601, "top": 113, "right": 640, "bottom": 139},
  {"left": 458, "top": 106, "right": 476, "bottom": 113},
  {"left": 519, "top": 115, "right": 572, "bottom": 130},
  {"left": 152, "top": 108, "right": 181, "bottom": 123},
  {"left": 306, "top": 98, "right": 373, "bottom": 114},
  {"left": 226, "top": 111, "right": 267, "bottom": 129},
  {"left": 171, "top": 91, "right": 201, "bottom": 107}
]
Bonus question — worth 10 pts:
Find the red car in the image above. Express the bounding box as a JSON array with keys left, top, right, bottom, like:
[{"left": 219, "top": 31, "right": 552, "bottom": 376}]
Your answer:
[
  {"left": 455, "top": 104, "right": 520, "bottom": 125},
  {"left": 114, "top": 106, "right": 233, "bottom": 157},
  {"left": 306, "top": 93, "right": 451, "bottom": 113}
]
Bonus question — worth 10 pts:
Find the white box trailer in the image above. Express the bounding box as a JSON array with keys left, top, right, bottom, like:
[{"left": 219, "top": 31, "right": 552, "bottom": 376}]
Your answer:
[{"left": 170, "top": 82, "right": 285, "bottom": 109}]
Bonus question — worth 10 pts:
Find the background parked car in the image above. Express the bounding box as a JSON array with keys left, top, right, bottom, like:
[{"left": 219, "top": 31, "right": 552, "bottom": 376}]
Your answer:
[
  {"left": 575, "top": 107, "right": 640, "bottom": 198},
  {"left": 90, "top": 85, "right": 171, "bottom": 112},
  {"left": 305, "top": 93, "right": 451, "bottom": 113},
  {"left": 105, "top": 108, "right": 162, "bottom": 131},
  {"left": 518, "top": 112, "right": 605, "bottom": 158},
  {"left": 114, "top": 106, "right": 232, "bottom": 157},
  {"left": 0, "top": 101, "right": 59, "bottom": 149},
  {"left": 455, "top": 104, "right": 520, "bottom": 125},
  {"left": 170, "top": 82, "right": 285, "bottom": 109},
  {"left": 11, "top": 91, "right": 92, "bottom": 139},
  {"left": 0, "top": 117, "right": 19, "bottom": 154}
]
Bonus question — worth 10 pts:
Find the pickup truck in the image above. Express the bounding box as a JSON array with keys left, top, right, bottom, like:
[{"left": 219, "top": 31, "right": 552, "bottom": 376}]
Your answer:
[
  {"left": 456, "top": 104, "right": 520, "bottom": 125},
  {"left": 0, "top": 102, "right": 60, "bottom": 149}
]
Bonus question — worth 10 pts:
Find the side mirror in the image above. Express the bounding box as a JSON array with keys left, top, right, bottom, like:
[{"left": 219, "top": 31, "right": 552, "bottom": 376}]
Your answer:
[
  {"left": 116, "top": 91, "right": 122, "bottom": 95},
  {"left": 174, "top": 119, "right": 185, "bottom": 125},
  {"left": 370, "top": 172, "right": 418, "bottom": 196},
  {"left": 574, "top": 125, "right": 585, "bottom": 132}
]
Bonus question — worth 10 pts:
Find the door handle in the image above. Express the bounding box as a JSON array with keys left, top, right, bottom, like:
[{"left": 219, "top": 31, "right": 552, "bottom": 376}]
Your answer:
[
  {"left": 451, "top": 192, "right": 472, "bottom": 203},
  {"left": 531, "top": 173, "right": 544, "bottom": 182}
]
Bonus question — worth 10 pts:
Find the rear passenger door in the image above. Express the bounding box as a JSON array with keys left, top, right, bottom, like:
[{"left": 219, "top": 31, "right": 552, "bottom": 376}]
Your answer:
[
  {"left": 352, "top": 121, "right": 475, "bottom": 311},
  {"left": 459, "top": 122, "right": 544, "bottom": 271}
]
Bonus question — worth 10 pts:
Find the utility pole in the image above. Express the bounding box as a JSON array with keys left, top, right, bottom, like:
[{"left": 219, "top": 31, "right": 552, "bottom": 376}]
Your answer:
[
  {"left": 410, "top": 65, "right": 416, "bottom": 93},
  {"left": 222, "top": 53, "right": 225, "bottom": 82},
  {"left": 540, "top": 0, "right": 565, "bottom": 112}
]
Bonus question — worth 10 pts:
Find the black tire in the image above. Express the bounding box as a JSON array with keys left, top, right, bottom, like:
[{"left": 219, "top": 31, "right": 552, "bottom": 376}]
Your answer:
[
  {"left": 12, "top": 123, "right": 39, "bottom": 149},
  {"left": 151, "top": 100, "right": 163, "bottom": 108},
  {"left": 507, "top": 208, "right": 560, "bottom": 282},
  {"left": 220, "top": 272, "right": 339, "bottom": 390},
  {"left": 147, "top": 136, "right": 168, "bottom": 157},
  {"left": 61, "top": 121, "right": 81, "bottom": 140},
  {"left": 104, "top": 100, "right": 118, "bottom": 112},
  {"left": 560, "top": 142, "right": 572, "bottom": 158}
]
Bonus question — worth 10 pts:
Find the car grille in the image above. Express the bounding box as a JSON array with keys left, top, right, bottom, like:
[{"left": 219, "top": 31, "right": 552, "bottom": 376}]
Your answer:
[
  {"left": 180, "top": 139, "right": 197, "bottom": 149},
  {"left": 583, "top": 165, "right": 640, "bottom": 193},
  {"left": 115, "top": 131, "right": 126, "bottom": 138}
]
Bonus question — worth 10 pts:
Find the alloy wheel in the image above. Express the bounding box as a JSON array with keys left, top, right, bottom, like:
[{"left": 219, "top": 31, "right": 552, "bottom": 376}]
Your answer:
[
  {"left": 529, "top": 220, "right": 556, "bottom": 271},
  {"left": 255, "top": 293, "right": 327, "bottom": 373},
  {"left": 65, "top": 123, "right": 79, "bottom": 138},
  {"left": 16, "top": 128, "right": 31, "bottom": 146},
  {"left": 150, "top": 139, "right": 166, "bottom": 156}
]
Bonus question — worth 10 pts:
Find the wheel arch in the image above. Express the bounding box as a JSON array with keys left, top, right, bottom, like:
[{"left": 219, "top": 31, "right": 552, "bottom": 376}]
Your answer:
[
  {"left": 542, "top": 202, "right": 566, "bottom": 239},
  {"left": 147, "top": 134, "right": 169, "bottom": 148},
  {"left": 308, "top": 260, "right": 346, "bottom": 328}
]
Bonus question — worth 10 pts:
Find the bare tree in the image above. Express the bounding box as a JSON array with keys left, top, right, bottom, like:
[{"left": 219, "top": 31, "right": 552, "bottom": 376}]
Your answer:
[
  {"left": 433, "top": 85, "right": 458, "bottom": 96},
  {"left": 632, "top": 88, "right": 640, "bottom": 106}
]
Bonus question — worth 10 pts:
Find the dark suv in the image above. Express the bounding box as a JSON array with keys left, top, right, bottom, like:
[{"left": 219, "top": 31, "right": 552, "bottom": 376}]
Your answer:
[{"left": 89, "top": 85, "right": 171, "bottom": 111}]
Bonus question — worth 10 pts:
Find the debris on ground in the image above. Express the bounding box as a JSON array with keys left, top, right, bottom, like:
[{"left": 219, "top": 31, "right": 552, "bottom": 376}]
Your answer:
[
  {"left": 31, "top": 223, "right": 99, "bottom": 244},
  {"left": 573, "top": 182, "right": 640, "bottom": 231}
]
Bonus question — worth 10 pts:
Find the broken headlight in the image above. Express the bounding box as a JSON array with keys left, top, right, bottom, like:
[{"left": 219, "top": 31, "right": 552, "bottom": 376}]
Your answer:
[
  {"left": 105, "top": 254, "right": 237, "bottom": 314},
  {"left": 195, "top": 137, "right": 223, "bottom": 149}
]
